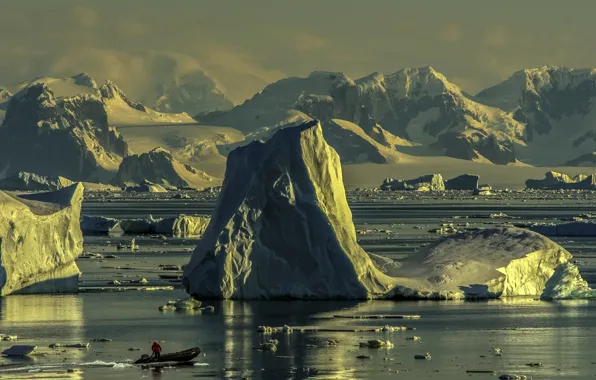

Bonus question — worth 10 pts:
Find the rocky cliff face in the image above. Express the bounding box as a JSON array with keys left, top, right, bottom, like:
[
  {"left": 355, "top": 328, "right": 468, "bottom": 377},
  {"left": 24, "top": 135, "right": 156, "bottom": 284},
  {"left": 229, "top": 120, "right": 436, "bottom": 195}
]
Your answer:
[
  {"left": 182, "top": 120, "right": 395, "bottom": 299},
  {"left": 476, "top": 66, "right": 596, "bottom": 165},
  {"left": 0, "top": 183, "right": 84, "bottom": 295},
  {"left": 0, "top": 83, "right": 129, "bottom": 182},
  {"left": 111, "top": 147, "right": 216, "bottom": 189}
]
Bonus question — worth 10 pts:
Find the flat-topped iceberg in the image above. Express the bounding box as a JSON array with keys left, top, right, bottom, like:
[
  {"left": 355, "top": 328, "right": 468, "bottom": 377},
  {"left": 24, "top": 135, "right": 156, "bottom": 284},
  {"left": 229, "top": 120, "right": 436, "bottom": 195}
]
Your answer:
[
  {"left": 0, "top": 184, "right": 84, "bottom": 295},
  {"left": 182, "top": 120, "right": 394, "bottom": 299}
]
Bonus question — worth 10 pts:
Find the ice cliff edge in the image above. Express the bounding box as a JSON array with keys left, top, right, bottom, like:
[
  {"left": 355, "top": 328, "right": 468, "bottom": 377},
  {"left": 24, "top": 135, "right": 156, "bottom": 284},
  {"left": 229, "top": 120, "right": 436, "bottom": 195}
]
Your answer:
[
  {"left": 182, "top": 120, "right": 395, "bottom": 299},
  {"left": 0, "top": 183, "right": 84, "bottom": 295}
]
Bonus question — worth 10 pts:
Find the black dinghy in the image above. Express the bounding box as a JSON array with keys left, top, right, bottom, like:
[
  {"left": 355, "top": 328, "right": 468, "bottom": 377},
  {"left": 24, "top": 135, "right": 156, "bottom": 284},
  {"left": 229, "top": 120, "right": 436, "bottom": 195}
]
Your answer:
[{"left": 134, "top": 347, "right": 201, "bottom": 364}]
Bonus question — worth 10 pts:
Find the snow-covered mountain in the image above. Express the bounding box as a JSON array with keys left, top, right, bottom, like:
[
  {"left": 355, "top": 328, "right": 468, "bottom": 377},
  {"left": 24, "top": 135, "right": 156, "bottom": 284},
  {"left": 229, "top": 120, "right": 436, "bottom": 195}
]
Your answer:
[
  {"left": 476, "top": 66, "right": 596, "bottom": 165},
  {"left": 150, "top": 70, "right": 234, "bottom": 116},
  {"left": 200, "top": 67, "right": 526, "bottom": 164},
  {"left": 0, "top": 74, "right": 198, "bottom": 182}
]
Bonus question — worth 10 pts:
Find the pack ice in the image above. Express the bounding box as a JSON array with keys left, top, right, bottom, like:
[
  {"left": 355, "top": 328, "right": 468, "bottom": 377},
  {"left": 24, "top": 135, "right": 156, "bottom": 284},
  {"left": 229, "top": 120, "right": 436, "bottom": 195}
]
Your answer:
[
  {"left": 183, "top": 121, "right": 588, "bottom": 300},
  {"left": 0, "top": 184, "right": 84, "bottom": 295}
]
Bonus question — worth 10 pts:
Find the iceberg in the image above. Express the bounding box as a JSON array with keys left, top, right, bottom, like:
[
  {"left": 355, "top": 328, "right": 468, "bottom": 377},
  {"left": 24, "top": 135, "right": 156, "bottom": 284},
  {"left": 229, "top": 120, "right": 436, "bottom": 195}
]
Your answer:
[
  {"left": 386, "top": 228, "right": 572, "bottom": 300},
  {"left": 0, "top": 184, "right": 84, "bottom": 295},
  {"left": 182, "top": 120, "right": 394, "bottom": 299},
  {"left": 182, "top": 121, "right": 587, "bottom": 300}
]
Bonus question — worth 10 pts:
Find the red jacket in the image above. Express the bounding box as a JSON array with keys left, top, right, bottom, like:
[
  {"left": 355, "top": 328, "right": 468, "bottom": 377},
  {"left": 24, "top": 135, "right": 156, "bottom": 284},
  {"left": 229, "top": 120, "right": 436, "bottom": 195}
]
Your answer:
[{"left": 152, "top": 342, "right": 161, "bottom": 353}]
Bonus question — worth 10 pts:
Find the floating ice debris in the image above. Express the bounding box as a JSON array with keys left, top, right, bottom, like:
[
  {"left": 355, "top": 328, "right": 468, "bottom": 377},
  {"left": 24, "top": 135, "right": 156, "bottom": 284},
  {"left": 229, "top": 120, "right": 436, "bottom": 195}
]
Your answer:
[
  {"left": 259, "top": 341, "right": 278, "bottom": 351},
  {"left": 360, "top": 340, "right": 394, "bottom": 349},
  {"left": 334, "top": 314, "right": 421, "bottom": 319},
  {"left": 414, "top": 353, "right": 431, "bottom": 360},
  {"left": 257, "top": 326, "right": 279, "bottom": 334},
  {"left": 499, "top": 375, "right": 529, "bottom": 380},
  {"left": 50, "top": 343, "right": 89, "bottom": 349},
  {"left": 2, "top": 345, "right": 36, "bottom": 357},
  {"left": 407, "top": 336, "right": 421, "bottom": 341}
]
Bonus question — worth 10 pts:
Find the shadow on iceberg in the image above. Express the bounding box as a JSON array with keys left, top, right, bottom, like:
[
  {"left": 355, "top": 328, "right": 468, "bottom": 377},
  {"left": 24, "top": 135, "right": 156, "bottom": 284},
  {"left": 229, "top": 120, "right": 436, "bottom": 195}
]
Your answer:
[{"left": 182, "top": 120, "right": 592, "bottom": 301}]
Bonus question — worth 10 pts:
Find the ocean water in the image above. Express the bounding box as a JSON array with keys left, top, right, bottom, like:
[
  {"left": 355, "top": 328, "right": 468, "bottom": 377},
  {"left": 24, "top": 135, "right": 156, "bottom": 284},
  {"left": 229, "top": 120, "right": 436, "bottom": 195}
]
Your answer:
[
  {"left": 1, "top": 294, "right": 596, "bottom": 379},
  {"left": 3, "top": 193, "right": 596, "bottom": 379}
]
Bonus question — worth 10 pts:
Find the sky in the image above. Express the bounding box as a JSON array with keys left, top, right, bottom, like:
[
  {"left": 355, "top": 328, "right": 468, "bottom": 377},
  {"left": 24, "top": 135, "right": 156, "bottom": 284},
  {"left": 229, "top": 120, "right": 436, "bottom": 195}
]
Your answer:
[{"left": 1, "top": 0, "right": 595, "bottom": 104}]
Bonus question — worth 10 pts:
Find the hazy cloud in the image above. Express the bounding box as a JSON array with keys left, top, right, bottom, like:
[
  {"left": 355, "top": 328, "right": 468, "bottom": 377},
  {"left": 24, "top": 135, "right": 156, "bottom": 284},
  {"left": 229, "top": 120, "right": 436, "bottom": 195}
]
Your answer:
[
  {"left": 485, "top": 26, "right": 508, "bottom": 47},
  {"left": 439, "top": 24, "right": 462, "bottom": 44},
  {"left": 2, "top": 0, "right": 596, "bottom": 101},
  {"left": 293, "top": 33, "right": 329, "bottom": 52}
]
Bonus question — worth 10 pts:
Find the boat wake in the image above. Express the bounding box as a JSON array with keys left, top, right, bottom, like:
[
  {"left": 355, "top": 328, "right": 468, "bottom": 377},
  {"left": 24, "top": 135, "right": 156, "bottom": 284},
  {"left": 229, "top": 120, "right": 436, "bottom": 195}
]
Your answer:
[{"left": 0, "top": 360, "right": 135, "bottom": 373}]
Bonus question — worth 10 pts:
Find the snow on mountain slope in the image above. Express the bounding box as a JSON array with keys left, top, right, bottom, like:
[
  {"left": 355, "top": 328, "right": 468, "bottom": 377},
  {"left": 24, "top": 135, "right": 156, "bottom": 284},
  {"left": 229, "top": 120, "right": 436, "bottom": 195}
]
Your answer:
[
  {"left": 323, "top": 119, "right": 416, "bottom": 164},
  {"left": 202, "top": 67, "right": 525, "bottom": 164},
  {"left": 111, "top": 147, "right": 217, "bottom": 189},
  {"left": 116, "top": 123, "right": 245, "bottom": 178},
  {"left": 198, "top": 71, "right": 351, "bottom": 132},
  {"left": 7, "top": 74, "right": 195, "bottom": 127},
  {"left": 476, "top": 66, "right": 596, "bottom": 165},
  {"left": 151, "top": 70, "right": 234, "bottom": 116}
]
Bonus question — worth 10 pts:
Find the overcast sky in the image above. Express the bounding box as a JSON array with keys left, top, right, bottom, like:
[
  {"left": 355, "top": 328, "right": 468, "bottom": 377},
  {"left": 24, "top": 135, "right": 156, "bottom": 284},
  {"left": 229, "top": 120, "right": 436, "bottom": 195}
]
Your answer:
[{"left": 1, "top": 0, "right": 595, "bottom": 103}]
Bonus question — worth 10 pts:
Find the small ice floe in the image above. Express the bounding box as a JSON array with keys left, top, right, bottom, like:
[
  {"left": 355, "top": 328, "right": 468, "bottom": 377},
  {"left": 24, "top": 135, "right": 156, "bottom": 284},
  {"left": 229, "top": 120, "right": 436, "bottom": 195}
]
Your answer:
[
  {"left": 414, "top": 353, "right": 431, "bottom": 360},
  {"left": 49, "top": 343, "right": 90, "bottom": 349},
  {"left": 259, "top": 340, "right": 278, "bottom": 352},
  {"left": 359, "top": 340, "right": 394, "bottom": 349},
  {"left": 257, "top": 326, "right": 279, "bottom": 334},
  {"left": 2, "top": 345, "right": 36, "bottom": 357},
  {"left": 499, "top": 375, "right": 529, "bottom": 380},
  {"left": 158, "top": 298, "right": 213, "bottom": 313}
]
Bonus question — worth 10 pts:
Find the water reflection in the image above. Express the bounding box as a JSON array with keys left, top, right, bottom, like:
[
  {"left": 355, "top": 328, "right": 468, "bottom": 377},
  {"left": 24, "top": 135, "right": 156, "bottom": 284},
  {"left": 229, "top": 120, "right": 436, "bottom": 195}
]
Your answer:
[{"left": 0, "top": 295, "right": 85, "bottom": 365}]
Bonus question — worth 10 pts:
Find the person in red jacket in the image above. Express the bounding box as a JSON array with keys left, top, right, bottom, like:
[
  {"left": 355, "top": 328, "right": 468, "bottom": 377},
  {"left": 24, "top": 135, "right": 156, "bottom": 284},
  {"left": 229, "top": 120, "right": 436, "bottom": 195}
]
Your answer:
[{"left": 151, "top": 340, "right": 161, "bottom": 358}]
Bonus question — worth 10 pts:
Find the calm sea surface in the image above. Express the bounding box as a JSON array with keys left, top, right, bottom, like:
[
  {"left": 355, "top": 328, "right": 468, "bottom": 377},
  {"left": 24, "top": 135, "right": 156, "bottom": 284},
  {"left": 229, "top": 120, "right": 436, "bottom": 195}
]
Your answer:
[{"left": 2, "top": 193, "right": 596, "bottom": 379}]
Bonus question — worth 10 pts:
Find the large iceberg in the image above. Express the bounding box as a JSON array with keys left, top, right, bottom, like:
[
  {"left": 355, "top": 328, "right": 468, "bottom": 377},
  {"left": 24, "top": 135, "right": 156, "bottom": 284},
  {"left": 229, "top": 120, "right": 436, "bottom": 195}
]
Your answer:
[
  {"left": 0, "top": 184, "right": 84, "bottom": 295},
  {"left": 182, "top": 121, "right": 585, "bottom": 300},
  {"left": 386, "top": 228, "right": 572, "bottom": 300},
  {"left": 182, "top": 120, "right": 394, "bottom": 299}
]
